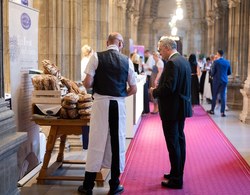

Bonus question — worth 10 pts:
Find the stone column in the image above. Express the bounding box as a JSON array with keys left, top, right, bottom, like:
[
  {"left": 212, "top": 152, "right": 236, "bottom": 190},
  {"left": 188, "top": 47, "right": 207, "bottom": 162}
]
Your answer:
[
  {"left": 226, "top": 0, "right": 243, "bottom": 109},
  {"left": 139, "top": 17, "right": 154, "bottom": 51},
  {"left": 33, "top": 0, "right": 82, "bottom": 80},
  {"left": 206, "top": 8, "right": 216, "bottom": 54},
  {"left": 237, "top": 0, "right": 249, "bottom": 81},
  {"left": 239, "top": 0, "right": 250, "bottom": 123}
]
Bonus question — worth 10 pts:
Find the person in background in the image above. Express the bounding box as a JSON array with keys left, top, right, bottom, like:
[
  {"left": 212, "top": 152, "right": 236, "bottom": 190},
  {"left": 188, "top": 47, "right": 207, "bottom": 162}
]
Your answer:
[
  {"left": 78, "top": 32, "right": 137, "bottom": 195},
  {"left": 150, "top": 51, "right": 164, "bottom": 114},
  {"left": 188, "top": 54, "right": 200, "bottom": 109},
  {"left": 199, "top": 56, "right": 207, "bottom": 101},
  {"left": 81, "top": 45, "right": 94, "bottom": 81},
  {"left": 150, "top": 36, "right": 192, "bottom": 189},
  {"left": 203, "top": 57, "right": 212, "bottom": 103},
  {"left": 142, "top": 50, "right": 155, "bottom": 114},
  {"left": 208, "top": 54, "right": 216, "bottom": 97},
  {"left": 131, "top": 52, "right": 141, "bottom": 74},
  {"left": 207, "top": 50, "right": 231, "bottom": 117},
  {"left": 80, "top": 45, "right": 93, "bottom": 153}
]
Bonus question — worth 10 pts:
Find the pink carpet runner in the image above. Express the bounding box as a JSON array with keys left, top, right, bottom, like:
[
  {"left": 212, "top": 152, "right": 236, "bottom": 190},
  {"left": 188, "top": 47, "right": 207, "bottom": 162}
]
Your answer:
[{"left": 120, "top": 106, "right": 250, "bottom": 195}]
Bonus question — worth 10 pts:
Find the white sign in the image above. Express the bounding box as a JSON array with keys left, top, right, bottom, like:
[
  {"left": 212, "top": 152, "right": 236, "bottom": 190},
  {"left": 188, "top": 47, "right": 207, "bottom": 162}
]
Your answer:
[{"left": 9, "top": 1, "right": 40, "bottom": 179}]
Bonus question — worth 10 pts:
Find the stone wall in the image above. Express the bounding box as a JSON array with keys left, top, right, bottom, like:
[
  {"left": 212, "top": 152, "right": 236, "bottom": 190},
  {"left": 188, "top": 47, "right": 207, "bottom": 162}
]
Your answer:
[{"left": 0, "top": 99, "right": 27, "bottom": 195}]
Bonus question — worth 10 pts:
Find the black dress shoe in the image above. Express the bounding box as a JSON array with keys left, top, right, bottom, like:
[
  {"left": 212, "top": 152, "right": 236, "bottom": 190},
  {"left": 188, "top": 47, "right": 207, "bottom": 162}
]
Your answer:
[
  {"left": 108, "top": 185, "right": 124, "bottom": 195},
  {"left": 207, "top": 110, "right": 214, "bottom": 114},
  {"left": 161, "top": 180, "right": 183, "bottom": 189},
  {"left": 221, "top": 113, "right": 226, "bottom": 117},
  {"left": 77, "top": 185, "right": 93, "bottom": 195},
  {"left": 163, "top": 173, "right": 171, "bottom": 179}
]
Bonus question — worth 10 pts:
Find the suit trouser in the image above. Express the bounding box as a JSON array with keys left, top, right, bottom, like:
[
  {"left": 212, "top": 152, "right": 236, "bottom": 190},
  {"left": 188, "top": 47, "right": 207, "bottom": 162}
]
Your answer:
[
  {"left": 161, "top": 119, "right": 186, "bottom": 180},
  {"left": 83, "top": 100, "right": 120, "bottom": 190},
  {"left": 211, "top": 82, "right": 227, "bottom": 113}
]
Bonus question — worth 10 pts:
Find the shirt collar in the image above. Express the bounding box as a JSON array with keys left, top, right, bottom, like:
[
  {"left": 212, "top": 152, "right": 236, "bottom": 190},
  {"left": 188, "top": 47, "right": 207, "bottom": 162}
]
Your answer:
[{"left": 107, "top": 44, "right": 119, "bottom": 51}]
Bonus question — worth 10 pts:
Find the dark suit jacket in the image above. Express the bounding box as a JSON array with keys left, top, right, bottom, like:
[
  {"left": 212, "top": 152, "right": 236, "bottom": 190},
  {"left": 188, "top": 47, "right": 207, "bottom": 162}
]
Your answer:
[
  {"left": 211, "top": 58, "right": 231, "bottom": 84},
  {"left": 153, "top": 53, "right": 192, "bottom": 121}
]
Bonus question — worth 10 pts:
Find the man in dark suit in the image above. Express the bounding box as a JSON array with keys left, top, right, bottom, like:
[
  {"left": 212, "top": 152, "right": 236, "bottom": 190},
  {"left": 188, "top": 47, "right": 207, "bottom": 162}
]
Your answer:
[
  {"left": 150, "top": 37, "right": 192, "bottom": 189},
  {"left": 207, "top": 50, "right": 231, "bottom": 117}
]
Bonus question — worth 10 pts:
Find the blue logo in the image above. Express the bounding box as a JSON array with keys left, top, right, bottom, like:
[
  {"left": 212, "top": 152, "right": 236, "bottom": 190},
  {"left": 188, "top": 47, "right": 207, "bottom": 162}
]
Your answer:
[
  {"left": 21, "top": 13, "right": 31, "bottom": 30},
  {"left": 21, "top": 0, "right": 28, "bottom": 6}
]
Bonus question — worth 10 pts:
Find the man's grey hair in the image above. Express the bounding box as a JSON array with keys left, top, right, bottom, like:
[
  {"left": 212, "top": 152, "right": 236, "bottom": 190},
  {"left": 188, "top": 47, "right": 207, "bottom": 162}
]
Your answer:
[{"left": 159, "top": 36, "right": 177, "bottom": 50}]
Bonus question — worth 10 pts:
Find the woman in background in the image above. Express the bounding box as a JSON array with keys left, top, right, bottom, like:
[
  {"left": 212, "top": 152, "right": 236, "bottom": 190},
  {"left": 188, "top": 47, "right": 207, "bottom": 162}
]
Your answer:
[
  {"left": 81, "top": 45, "right": 93, "bottom": 80},
  {"left": 188, "top": 54, "right": 200, "bottom": 109},
  {"left": 131, "top": 52, "right": 141, "bottom": 74},
  {"left": 150, "top": 51, "right": 164, "bottom": 114}
]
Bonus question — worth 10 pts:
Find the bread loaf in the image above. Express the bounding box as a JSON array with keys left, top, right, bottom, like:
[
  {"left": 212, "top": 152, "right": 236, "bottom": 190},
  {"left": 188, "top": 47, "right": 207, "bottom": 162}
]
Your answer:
[
  {"left": 63, "top": 93, "right": 79, "bottom": 104},
  {"left": 67, "top": 108, "right": 79, "bottom": 119},
  {"left": 62, "top": 100, "right": 77, "bottom": 109},
  {"left": 42, "top": 59, "right": 61, "bottom": 77},
  {"left": 78, "top": 107, "right": 92, "bottom": 115},
  {"left": 60, "top": 107, "right": 68, "bottom": 119},
  {"left": 77, "top": 101, "right": 93, "bottom": 109},
  {"left": 61, "top": 77, "right": 80, "bottom": 94}
]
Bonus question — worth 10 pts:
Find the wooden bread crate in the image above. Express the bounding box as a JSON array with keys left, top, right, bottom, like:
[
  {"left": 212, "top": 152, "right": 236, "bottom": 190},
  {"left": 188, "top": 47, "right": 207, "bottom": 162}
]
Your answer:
[{"left": 32, "top": 90, "right": 62, "bottom": 104}]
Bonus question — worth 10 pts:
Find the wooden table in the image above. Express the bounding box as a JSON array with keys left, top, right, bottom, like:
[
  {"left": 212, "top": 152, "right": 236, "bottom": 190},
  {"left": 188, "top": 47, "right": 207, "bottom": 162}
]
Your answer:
[{"left": 32, "top": 118, "right": 109, "bottom": 186}]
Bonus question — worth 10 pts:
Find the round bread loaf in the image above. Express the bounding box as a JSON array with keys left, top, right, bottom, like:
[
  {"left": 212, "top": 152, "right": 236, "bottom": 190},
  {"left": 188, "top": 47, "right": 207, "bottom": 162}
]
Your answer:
[
  {"left": 78, "top": 94, "right": 86, "bottom": 102},
  {"left": 62, "top": 100, "right": 76, "bottom": 109},
  {"left": 60, "top": 107, "right": 68, "bottom": 119},
  {"left": 77, "top": 101, "right": 93, "bottom": 109},
  {"left": 67, "top": 108, "right": 79, "bottom": 119},
  {"left": 63, "top": 93, "right": 79, "bottom": 104},
  {"left": 78, "top": 107, "right": 92, "bottom": 115},
  {"left": 82, "top": 94, "right": 92, "bottom": 102}
]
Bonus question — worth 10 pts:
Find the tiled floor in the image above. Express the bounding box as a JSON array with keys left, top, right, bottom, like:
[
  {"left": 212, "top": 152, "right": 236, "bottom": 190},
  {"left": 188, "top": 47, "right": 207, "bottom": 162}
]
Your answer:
[{"left": 19, "top": 101, "right": 250, "bottom": 195}]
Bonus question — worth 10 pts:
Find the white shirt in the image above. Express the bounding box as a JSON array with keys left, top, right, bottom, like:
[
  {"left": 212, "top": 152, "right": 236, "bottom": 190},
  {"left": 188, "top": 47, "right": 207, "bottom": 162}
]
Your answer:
[
  {"left": 81, "top": 57, "right": 91, "bottom": 80},
  {"left": 144, "top": 55, "right": 155, "bottom": 76}
]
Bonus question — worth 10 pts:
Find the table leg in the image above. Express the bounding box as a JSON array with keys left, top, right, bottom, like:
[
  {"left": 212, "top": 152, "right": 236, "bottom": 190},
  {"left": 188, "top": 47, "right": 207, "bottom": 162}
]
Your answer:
[
  {"left": 37, "top": 126, "right": 58, "bottom": 184},
  {"left": 57, "top": 134, "right": 67, "bottom": 162}
]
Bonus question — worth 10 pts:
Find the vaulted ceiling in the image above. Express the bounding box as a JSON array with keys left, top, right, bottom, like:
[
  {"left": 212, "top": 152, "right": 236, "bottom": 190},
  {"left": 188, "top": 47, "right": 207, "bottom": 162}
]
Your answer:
[
  {"left": 138, "top": 0, "right": 206, "bottom": 35},
  {"left": 125, "top": 0, "right": 208, "bottom": 52}
]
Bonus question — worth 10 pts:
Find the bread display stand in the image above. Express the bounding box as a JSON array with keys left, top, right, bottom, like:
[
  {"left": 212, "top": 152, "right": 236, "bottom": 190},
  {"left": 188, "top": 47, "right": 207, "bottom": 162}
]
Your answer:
[
  {"left": 31, "top": 90, "right": 108, "bottom": 186},
  {"left": 32, "top": 118, "right": 108, "bottom": 186}
]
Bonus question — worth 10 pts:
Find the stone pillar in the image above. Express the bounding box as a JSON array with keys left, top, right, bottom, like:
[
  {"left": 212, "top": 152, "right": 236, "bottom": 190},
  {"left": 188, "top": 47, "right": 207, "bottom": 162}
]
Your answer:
[
  {"left": 226, "top": 0, "right": 243, "bottom": 109},
  {"left": 206, "top": 9, "right": 216, "bottom": 54},
  {"left": 116, "top": 0, "right": 127, "bottom": 37},
  {"left": 239, "top": 0, "right": 250, "bottom": 123},
  {"left": 33, "top": 0, "right": 82, "bottom": 80},
  {"left": 0, "top": 101, "right": 27, "bottom": 195}
]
